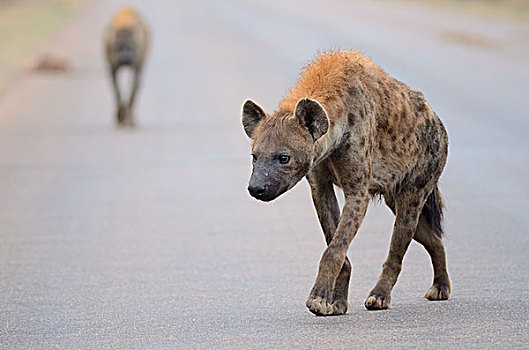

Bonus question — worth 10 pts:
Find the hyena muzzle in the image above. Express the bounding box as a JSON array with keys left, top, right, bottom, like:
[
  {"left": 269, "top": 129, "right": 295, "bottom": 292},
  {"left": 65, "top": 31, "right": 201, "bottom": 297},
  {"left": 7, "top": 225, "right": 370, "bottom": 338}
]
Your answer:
[
  {"left": 104, "top": 7, "right": 149, "bottom": 127},
  {"left": 242, "top": 50, "right": 450, "bottom": 316}
]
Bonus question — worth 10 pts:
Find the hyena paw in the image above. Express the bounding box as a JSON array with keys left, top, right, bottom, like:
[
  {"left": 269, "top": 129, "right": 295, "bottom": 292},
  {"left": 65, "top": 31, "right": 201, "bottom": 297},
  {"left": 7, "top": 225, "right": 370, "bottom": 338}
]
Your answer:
[
  {"left": 306, "top": 287, "right": 335, "bottom": 316},
  {"left": 306, "top": 296, "right": 334, "bottom": 316},
  {"left": 424, "top": 282, "right": 450, "bottom": 300},
  {"left": 331, "top": 299, "right": 349, "bottom": 315},
  {"left": 364, "top": 292, "right": 391, "bottom": 310}
]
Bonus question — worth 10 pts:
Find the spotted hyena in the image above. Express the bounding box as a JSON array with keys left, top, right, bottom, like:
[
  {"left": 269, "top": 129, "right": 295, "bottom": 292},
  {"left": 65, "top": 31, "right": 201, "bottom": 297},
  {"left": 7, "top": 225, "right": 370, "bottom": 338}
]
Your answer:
[
  {"left": 241, "top": 51, "right": 450, "bottom": 316},
  {"left": 104, "top": 7, "right": 149, "bottom": 127}
]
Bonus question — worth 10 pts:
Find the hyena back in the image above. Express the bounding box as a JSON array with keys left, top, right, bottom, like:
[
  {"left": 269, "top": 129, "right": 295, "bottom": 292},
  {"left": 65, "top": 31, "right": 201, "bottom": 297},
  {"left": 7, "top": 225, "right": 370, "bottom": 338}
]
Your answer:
[
  {"left": 104, "top": 7, "right": 149, "bottom": 127},
  {"left": 242, "top": 50, "right": 450, "bottom": 315}
]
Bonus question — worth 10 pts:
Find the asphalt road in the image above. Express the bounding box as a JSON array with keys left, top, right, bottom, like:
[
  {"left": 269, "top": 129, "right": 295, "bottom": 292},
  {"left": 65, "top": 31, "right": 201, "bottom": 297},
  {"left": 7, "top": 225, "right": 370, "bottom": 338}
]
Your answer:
[{"left": 1, "top": 0, "right": 528, "bottom": 348}]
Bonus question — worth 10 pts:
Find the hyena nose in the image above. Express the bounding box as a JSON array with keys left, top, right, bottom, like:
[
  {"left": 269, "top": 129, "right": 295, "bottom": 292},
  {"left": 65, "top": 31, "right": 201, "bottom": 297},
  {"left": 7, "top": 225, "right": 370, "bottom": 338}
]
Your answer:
[{"left": 248, "top": 184, "right": 267, "bottom": 199}]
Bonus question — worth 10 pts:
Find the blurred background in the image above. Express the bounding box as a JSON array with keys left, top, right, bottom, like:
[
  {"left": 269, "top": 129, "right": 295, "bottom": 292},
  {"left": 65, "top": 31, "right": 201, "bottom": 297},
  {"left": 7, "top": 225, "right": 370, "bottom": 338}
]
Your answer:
[{"left": 0, "top": 0, "right": 528, "bottom": 348}]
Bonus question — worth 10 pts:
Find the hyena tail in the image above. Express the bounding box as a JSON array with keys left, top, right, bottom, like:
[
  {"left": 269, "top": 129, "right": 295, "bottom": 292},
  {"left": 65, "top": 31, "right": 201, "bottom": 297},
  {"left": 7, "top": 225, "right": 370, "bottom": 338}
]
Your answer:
[{"left": 422, "top": 186, "right": 444, "bottom": 238}]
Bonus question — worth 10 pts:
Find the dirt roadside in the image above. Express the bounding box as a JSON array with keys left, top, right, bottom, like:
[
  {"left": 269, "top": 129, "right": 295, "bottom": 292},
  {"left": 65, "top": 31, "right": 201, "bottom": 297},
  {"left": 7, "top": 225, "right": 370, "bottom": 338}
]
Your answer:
[
  {"left": 0, "top": 0, "right": 90, "bottom": 92},
  {"left": 383, "top": 0, "right": 529, "bottom": 22}
]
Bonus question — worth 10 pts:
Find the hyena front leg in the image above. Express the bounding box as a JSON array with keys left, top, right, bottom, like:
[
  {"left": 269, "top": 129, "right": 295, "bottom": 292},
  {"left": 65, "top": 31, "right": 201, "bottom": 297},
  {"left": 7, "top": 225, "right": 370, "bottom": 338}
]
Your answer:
[
  {"left": 307, "top": 167, "right": 351, "bottom": 315},
  {"left": 365, "top": 190, "right": 428, "bottom": 310},
  {"left": 306, "top": 185, "right": 369, "bottom": 316}
]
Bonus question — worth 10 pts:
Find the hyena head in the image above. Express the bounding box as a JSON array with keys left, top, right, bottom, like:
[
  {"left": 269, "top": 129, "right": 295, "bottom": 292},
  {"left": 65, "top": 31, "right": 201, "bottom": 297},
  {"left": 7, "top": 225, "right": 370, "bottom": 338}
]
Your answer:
[{"left": 241, "top": 98, "right": 329, "bottom": 202}]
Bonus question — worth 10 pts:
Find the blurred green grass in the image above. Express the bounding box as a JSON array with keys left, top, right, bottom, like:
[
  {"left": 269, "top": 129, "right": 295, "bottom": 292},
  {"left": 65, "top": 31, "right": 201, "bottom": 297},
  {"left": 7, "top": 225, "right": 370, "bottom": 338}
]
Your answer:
[
  {"left": 387, "top": 0, "right": 529, "bottom": 22},
  {"left": 0, "top": 0, "right": 86, "bottom": 89},
  {"left": 0, "top": 0, "right": 526, "bottom": 92}
]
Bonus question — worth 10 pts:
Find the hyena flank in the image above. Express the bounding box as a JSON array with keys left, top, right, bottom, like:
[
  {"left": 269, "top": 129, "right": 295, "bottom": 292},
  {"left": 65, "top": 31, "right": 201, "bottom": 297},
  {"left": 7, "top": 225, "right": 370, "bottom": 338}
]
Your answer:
[
  {"left": 242, "top": 51, "right": 450, "bottom": 315},
  {"left": 105, "top": 7, "right": 149, "bottom": 127}
]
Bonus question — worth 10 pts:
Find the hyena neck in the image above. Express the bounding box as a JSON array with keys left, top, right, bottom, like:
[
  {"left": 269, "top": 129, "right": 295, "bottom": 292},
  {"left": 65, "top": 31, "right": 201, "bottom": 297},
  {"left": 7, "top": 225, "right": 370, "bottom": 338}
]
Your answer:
[{"left": 311, "top": 113, "right": 348, "bottom": 168}]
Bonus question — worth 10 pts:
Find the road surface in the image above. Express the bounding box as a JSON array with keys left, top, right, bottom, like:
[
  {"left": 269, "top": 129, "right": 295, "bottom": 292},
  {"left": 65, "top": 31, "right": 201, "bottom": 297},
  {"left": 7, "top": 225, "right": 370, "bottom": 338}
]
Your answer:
[{"left": 1, "top": 0, "right": 528, "bottom": 348}]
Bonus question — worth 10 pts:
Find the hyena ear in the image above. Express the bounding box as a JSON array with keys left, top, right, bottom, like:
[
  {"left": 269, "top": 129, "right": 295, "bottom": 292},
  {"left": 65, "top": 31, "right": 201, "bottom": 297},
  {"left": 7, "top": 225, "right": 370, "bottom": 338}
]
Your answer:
[
  {"left": 242, "top": 99, "right": 266, "bottom": 138},
  {"left": 294, "top": 98, "right": 329, "bottom": 141}
]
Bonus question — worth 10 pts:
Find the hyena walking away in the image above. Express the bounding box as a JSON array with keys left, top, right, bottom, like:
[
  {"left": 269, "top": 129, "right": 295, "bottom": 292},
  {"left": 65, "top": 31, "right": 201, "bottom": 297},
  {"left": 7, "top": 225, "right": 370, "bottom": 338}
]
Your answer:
[
  {"left": 242, "top": 51, "right": 450, "bottom": 316},
  {"left": 104, "top": 7, "right": 149, "bottom": 127}
]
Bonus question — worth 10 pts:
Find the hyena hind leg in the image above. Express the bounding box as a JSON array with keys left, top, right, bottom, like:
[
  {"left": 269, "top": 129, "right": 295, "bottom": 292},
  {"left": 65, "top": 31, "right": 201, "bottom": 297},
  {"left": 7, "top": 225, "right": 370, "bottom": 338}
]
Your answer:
[
  {"left": 117, "top": 104, "right": 127, "bottom": 125},
  {"left": 122, "top": 67, "right": 142, "bottom": 128},
  {"left": 365, "top": 190, "right": 430, "bottom": 310},
  {"left": 413, "top": 213, "right": 451, "bottom": 301},
  {"left": 116, "top": 104, "right": 135, "bottom": 127},
  {"left": 383, "top": 190, "right": 451, "bottom": 302}
]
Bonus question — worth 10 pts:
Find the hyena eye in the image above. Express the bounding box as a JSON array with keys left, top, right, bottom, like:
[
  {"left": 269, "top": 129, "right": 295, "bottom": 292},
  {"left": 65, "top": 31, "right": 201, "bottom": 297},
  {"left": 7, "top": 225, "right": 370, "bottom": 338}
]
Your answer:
[
  {"left": 252, "top": 154, "right": 257, "bottom": 163},
  {"left": 279, "top": 154, "right": 290, "bottom": 164}
]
